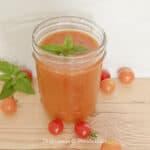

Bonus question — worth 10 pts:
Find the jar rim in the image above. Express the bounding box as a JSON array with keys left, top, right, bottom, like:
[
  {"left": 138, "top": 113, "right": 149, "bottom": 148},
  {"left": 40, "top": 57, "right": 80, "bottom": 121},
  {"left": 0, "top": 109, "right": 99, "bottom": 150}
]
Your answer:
[{"left": 32, "top": 16, "right": 106, "bottom": 63}]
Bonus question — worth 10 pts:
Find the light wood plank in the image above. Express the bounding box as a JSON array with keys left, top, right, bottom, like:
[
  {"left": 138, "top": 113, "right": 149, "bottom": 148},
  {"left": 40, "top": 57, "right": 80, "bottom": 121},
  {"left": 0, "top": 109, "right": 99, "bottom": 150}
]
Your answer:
[
  {"left": 0, "top": 113, "right": 150, "bottom": 150},
  {"left": 0, "top": 78, "right": 150, "bottom": 150}
]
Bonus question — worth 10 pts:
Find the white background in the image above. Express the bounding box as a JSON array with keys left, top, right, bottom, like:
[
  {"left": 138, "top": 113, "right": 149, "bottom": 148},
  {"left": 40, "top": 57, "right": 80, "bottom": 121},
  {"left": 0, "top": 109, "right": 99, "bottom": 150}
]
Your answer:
[{"left": 0, "top": 0, "right": 150, "bottom": 77}]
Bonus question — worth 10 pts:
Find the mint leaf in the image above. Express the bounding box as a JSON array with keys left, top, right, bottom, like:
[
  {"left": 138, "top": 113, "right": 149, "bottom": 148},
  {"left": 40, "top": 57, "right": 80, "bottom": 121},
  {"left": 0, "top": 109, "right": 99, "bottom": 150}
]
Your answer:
[
  {"left": 70, "top": 45, "right": 88, "bottom": 55},
  {"left": 72, "top": 45, "right": 87, "bottom": 52},
  {"left": 63, "top": 35, "right": 73, "bottom": 50},
  {"left": 40, "top": 35, "right": 88, "bottom": 56},
  {"left": 0, "top": 60, "right": 19, "bottom": 75},
  {"left": 0, "top": 74, "right": 11, "bottom": 81},
  {"left": 16, "top": 72, "right": 26, "bottom": 79},
  {"left": 14, "top": 76, "right": 34, "bottom": 94},
  {"left": 40, "top": 44, "right": 63, "bottom": 54},
  {"left": 0, "top": 80, "right": 15, "bottom": 100}
]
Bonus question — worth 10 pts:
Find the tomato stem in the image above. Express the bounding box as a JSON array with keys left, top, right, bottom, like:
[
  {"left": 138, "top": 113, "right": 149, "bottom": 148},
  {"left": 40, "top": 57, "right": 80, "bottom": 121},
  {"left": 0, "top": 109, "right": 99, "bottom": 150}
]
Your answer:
[{"left": 89, "top": 130, "right": 97, "bottom": 140}]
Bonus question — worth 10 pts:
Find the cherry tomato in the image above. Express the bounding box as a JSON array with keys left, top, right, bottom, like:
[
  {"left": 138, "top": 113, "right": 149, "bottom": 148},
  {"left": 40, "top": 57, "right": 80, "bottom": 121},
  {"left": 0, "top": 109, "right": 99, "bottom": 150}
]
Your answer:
[
  {"left": 101, "top": 140, "right": 122, "bottom": 150},
  {"left": 118, "top": 67, "right": 134, "bottom": 84},
  {"left": 100, "top": 79, "right": 115, "bottom": 94},
  {"left": 21, "top": 68, "right": 33, "bottom": 81},
  {"left": 74, "top": 120, "right": 91, "bottom": 139},
  {"left": 48, "top": 119, "right": 64, "bottom": 135},
  {"left": 0, "top": 97, "right": 17, "bottom": 115},
  {"left": 101, "top": 69, "right": 111, "bottom": 81}
]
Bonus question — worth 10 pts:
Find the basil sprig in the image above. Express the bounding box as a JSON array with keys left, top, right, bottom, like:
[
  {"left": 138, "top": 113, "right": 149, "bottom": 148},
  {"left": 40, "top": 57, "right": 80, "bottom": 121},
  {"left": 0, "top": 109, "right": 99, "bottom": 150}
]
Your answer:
[
  {"left": 40, "top": 35, "right": 88, "bottom": 56},
  {"left": 0, "top": 60, "right": 34, "bottom": 100}
]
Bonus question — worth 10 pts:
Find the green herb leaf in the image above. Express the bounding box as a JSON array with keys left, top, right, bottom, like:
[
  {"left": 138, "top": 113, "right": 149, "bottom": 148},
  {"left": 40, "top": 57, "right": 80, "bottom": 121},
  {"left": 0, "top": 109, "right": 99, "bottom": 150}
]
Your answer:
[
  {"left": 0, "top": 74, "right": 11, "bottom": 81},
  {"left": 0, "top": 80, "right": 15, "bottom": 100},
  {"left": 14, "top": 74, "right": 34, "bottom": 94},
  {"left": 0, "top": 60, "right": 19, "bottom": 75},
  {"left": 0, "top": 61, "right": 35, "bottom": 99},
  {"left": 72, "top": 45, "right": 87, "bottom": 52},
  {"left": 16, "top": 72, "right": 26, "bottom": 79},
  {"left": 40, "top": 44, "right": 63, "bottom": 55},
  {"left": 63, "top": 35, "right": 74, "bottom": 50},
  {"left": 70, "top": 45, "right": 88, "bottom": 55},
  {"left": 40, "top": 34, "right": 88, "bottom": 56}
]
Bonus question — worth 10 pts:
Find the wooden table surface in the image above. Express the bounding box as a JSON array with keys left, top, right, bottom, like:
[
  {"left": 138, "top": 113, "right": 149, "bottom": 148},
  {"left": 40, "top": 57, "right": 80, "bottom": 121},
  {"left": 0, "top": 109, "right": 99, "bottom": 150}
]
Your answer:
[{"left": 0, "top": 78, "right": 150, "bottom": 150}]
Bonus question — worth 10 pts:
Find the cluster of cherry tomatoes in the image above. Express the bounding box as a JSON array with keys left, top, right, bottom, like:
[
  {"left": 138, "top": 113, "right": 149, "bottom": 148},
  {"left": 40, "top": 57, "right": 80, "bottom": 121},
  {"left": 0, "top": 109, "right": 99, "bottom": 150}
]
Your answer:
[
  {"left": 48, "top": 119, "right": 96, "bottom": 139},
  {"left": 100, "top": 67, "right": 135, "bottom": 94},
  {"left": 48, "top": 119, "right": 122, "bottom": 150}
]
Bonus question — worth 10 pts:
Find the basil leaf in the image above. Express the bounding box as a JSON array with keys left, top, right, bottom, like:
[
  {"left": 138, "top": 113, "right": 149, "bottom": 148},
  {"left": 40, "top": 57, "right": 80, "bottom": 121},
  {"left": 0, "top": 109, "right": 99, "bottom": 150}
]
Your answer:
[
  {"left": 0, "top": 60, "right": 19, "bottom": 75},
  {"left": 14, "top": 77, "right": 34, "bottom": 94},
  {"left": 16, "top": 72, "right": 26, "bottom": 79},
  {"left": 40, "top": 35, "right": 88, "bottom": 56},
  {"left": 40, "top": 44, "right": 63, "bottom": 54},
  {"left": 63, "top": 35, "right": 73, "bottom": 50},
  {"left": 68, "top": 45, "right": 88, "bottom": 55},
  {"left": 72, "top": 45, "right": 87, "bottom": 52},
  {"left": 0, "top": 74, "right": 11, "bottom": 81},
  {"left": 0, "top": 80, "right": 15, "bottom": 100}
]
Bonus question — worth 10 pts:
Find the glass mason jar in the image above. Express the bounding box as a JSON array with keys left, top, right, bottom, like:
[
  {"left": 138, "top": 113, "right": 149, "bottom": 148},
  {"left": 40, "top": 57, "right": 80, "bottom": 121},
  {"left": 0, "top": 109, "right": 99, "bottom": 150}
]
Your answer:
[{"left": 32, "top": 16, "right": 106, "bottom": 122}]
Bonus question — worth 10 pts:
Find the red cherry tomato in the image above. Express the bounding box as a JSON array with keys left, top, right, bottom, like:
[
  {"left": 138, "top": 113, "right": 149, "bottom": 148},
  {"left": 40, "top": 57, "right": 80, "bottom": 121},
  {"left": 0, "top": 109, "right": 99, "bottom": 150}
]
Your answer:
[
  {"left": 48, "top": 119, "right": 64, "bottom": 135},
  {"left": 21, "top": 68, "right": 33, "bottom": 80},
  {"left": 100, "top": 79, "right": 115, "bottom": 94},
  {"left": 0, "top": 97, "right": 17, "bottom": 115},
  {"left": 118, "top": 67, "right": 135, "bottom": 84},
  {"left": 101, "top": 69, "right": 111, "bottom": 81},
  {"left": 74, "top": 120, "right": 91, "bottom": 139},
  {"left": 101, "top": 140, "right": 122, "bottom": 150}
]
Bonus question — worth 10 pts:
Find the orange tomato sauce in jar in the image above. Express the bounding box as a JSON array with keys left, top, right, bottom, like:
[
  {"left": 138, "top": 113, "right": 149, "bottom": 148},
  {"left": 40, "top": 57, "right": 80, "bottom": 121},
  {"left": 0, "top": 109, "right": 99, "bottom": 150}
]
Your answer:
[{"left": 32, "top": 17, "right": 106, "bottom": 122}]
